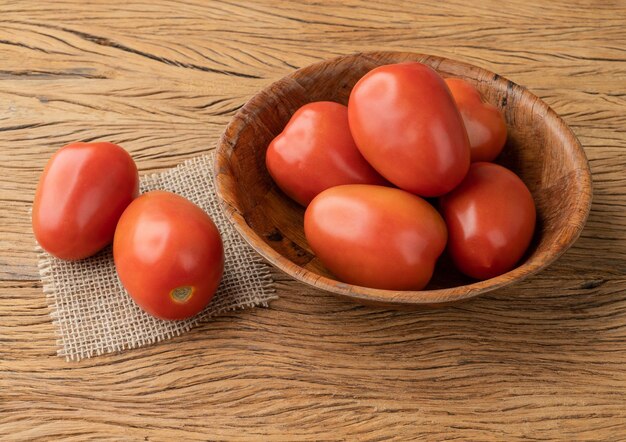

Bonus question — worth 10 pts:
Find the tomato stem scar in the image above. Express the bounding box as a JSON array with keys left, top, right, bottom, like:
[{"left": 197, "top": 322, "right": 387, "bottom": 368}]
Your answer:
[{"left": 170, "top": 286, "right": 194, "bottom": 303}]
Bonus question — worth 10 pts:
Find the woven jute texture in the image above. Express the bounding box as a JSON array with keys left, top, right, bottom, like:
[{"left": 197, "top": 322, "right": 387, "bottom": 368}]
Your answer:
[{"left": 37, "top": 154, "right": 277, "bottom": 361}]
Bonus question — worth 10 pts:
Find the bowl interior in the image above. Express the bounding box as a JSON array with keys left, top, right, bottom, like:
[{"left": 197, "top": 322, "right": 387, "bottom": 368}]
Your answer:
[{"left": 215, "top": 52, "right": 592, "bottom": 307}]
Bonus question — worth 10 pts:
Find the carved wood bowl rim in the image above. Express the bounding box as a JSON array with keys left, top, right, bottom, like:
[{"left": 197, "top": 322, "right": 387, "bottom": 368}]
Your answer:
[{"left": 214, "top": 51, "right": 593, "bottom": 308}]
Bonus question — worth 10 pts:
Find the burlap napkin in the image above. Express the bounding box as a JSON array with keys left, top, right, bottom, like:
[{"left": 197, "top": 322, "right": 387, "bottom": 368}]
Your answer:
[{"left": 37, "top": 153, "right": 277, "bottom": 361}]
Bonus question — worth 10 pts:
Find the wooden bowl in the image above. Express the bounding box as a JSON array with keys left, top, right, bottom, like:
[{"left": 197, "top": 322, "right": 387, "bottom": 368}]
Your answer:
[{"left": 214, "top": 51, "right": 592, "bottom": 308}]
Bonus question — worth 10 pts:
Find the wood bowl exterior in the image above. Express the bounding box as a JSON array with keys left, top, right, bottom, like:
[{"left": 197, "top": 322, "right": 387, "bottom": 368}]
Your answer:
[{"left": 214, "top": 51, "right": 592, "bottom": 308}]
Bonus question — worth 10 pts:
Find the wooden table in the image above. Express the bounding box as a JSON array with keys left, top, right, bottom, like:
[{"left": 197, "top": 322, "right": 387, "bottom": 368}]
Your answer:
[{"left": 2, "top": 1, "right": 625, "bottom": 440}]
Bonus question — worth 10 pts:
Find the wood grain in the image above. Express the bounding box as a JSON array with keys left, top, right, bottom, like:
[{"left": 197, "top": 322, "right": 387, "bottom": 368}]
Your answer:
[{"left": 1, "top": 0, "right": 625, "bottom": 440}]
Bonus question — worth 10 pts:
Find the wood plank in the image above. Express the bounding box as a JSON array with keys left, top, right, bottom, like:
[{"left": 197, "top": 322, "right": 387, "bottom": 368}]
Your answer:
[{"left": 1, "top": 0, "right": 625, "bottom": 439}]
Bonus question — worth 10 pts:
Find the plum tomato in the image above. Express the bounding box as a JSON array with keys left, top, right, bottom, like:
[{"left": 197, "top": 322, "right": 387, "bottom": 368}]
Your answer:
[
  {"left": 32, "top": 141, "right": 139, "bottom": 260},
  {"left": 348, "top": 62, "right": 470, "bottom": 197},
  {"left": 304, "top": 184, "right": 447, "bottom": 290},
  {"left": 266, "top": 101, "right": 388, "bottom": 206},
  {"left": 113, "top": 191, "right": 224, "bottom": 320},
  {"left": 439, "top": 162, "right": 536, "bottom": 280},
  {"left": 445, "top": 78, "right": 507, "bottom": 162}
]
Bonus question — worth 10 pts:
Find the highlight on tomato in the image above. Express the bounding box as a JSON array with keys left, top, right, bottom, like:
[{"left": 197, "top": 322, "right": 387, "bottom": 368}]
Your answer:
[
  {"left": 32, "top": 141, "right": 139, "bottom": 260},
  {"left": 304, "top": 184, "right": 447, "bottom": 290},
  {"left": 266, "top": 101, "right": 388, "bottom": 206},
  {"left": 113, "top": 191, "right": 224, "bottom": 320},
  {"left": 445, "top": 78, "right": 507, "bottom": 162},
  {"left": 348, "top": 62, "right": 470, "bottom": 197},
  {"left": 439, "top": 162, "right": 536, "bottom": 280}
]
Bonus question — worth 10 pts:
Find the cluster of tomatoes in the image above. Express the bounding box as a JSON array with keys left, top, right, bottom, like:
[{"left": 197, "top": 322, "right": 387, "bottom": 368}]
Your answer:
[
  {"left": 266, "top": 62, "right": 536, "bottom": 291},
  {"left": 32, "top": 142, "right": 224, "bottom": 320}
]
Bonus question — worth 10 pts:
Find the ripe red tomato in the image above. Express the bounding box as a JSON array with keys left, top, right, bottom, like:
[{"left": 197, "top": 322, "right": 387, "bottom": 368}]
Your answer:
[
  {"left": 439, "top": 162, "right": 536, "bottom": 280},
  {"left": 32, "top": 142, "right": 138, "bottom": 260},
  {"left": 304, "top": 184, "right": 447, "bottom": 290},
  {"left": 266, "top": 101, "right": 388, "bottom": 206},
  {"left": 445, "top": 78, "right": 507, "bottom": 162},
  {"left": 113, "top": 191, "right": 224, "bottom": 320},
  {"left": 348, "top": 62, "right": 470, "bottom": 197}
]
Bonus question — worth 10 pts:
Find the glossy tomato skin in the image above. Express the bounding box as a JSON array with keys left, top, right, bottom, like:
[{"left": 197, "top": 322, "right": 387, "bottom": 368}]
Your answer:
[
  {"left": 445, "top": 78, "right": 507, "bottom": 162},
  {"left": 348, "top": 62, "right": 470, "bottom": 197},
  {"left": 304, "top": 184, "right": 447, "bottom": 290},
  {"left": 113, "top": 191, "right": 224, "bottom": 320},
  {"left": 440, "top": 162, "right": 536, "bottom": 280},
  {"left": 32, "top": 142, "right": 139, "bottom": 260},
  {"left": 266, "top": 101, "right": 388, "bottom": 206}
]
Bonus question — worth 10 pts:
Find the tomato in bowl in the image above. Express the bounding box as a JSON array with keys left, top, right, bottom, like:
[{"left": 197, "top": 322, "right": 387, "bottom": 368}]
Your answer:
[{"left": 214, "top": 51, "right": 592, "bottom": 308}]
